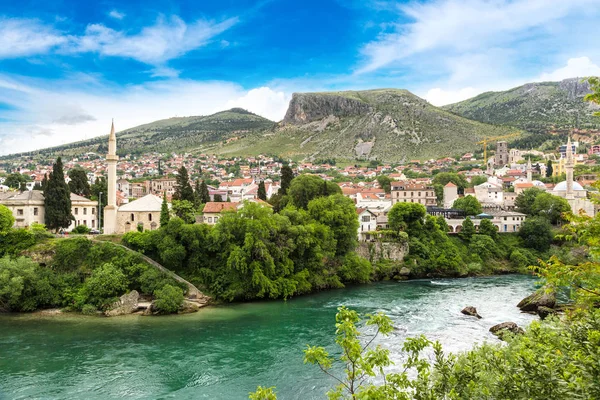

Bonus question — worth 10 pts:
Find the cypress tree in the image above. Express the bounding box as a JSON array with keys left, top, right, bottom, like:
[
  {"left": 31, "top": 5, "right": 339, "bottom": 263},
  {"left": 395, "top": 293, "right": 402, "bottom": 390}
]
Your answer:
[
  {"left": 41, "top": 174, "right": 48, "bottom": 193},
  {"left": 257, "top": 181, "right": 267, "bottom": 200},
  {"left": 214, "top": 194, "right": 224, "bottom": 202},
  {"left": 44, "top": 157, "right": 73, "bottom": 232},
  {"left": 200, "top": 180, "right": 210, "bottom": 203},
  {"left": 160, "top": 192, "right": 170, "bottom": 227},
  {"left": 280, "top": 165, "right": 293, "bottom": 195},
  {"left": 68, "top": 167, "right": 91, "bottom": 197},
  {"left": 546, "top": 159, "right": 553, "bottom": 178},
  {"left": 459, "top": 217, "right": 476, "bottom": 241},
  {"left": 173, "top": 166, "right": 194, "bottom": 202}
]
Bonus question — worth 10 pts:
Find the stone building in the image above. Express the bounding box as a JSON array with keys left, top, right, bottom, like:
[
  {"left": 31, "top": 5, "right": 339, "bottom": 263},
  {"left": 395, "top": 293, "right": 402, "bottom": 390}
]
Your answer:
[
  {"left": 494, "top": 141, "right": 509, "bottom": 167},
  {"left": 115, "top": 194, "right": 163, "bottom": 233},
  {"left": 390, "top": 182, "right": 436, "bottom": 206}
]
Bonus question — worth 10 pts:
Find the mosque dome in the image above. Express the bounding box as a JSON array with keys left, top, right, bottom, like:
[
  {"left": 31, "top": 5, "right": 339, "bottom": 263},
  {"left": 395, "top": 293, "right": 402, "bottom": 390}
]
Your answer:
[{"left": 554, "top": 181, "right": 584, "bottom": 191}]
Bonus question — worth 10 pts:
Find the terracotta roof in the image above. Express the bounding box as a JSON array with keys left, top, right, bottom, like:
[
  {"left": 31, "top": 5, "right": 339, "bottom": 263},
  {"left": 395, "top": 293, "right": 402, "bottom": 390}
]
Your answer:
[
  {"left": 515, "top": 183, "right": 534, "bottom": 188},
  {"left": 444, "top": 182, "right": 457, "bottom": 187},
  {"left": 203, "top": 202, "right": 239, "bottom": 213}
]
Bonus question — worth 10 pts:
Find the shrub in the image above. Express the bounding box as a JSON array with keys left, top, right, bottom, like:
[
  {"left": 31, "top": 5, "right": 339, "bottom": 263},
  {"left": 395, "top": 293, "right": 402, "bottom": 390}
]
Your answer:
[
  {"left": 53, "top": 237, "right": 92, "bottom": 272},
  {"left": 72, "top": 225, "right": 91, "bottom": 234},
  {"left": 153, "top": 284, "right": 184, "bottom": 314},
  {"left": 81, "top": 304, "right": 98, "bottom": 315},
  {"left": 81, "top": 263, "right": 129, "bottom": 309}
]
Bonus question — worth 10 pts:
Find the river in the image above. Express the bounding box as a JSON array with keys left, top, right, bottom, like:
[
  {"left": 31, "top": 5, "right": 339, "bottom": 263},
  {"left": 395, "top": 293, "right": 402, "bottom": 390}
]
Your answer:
[{"left": 0, "top": 275, "right": 537, "bottom": 400}]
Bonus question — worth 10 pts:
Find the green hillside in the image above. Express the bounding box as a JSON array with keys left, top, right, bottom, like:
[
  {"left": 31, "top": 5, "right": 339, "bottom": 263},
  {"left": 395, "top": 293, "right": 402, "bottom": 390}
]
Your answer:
[
  {"left": 2, "top": 108, "right": 275, "bottom": 159},
  {"left": 443, "top": 78, "right": 600, "bottom": 132},
  {"left": 210, "top": 89, "right": 515, "bottom": 162}
]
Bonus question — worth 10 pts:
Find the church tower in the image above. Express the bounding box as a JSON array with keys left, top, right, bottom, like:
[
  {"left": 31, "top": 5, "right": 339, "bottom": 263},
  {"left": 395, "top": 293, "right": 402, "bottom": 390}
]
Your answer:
[
  {"left": 526, "top": 157, "right": 532, "bottom": 183},
  {"left": 565, "top": 136, "right": 574, "bottom": 200},
  {"left": 103, "top": 120, "right": 118, "bottom": 234}
]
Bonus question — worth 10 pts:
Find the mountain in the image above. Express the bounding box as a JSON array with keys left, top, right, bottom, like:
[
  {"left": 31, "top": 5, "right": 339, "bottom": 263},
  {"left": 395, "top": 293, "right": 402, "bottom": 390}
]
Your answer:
[
  {"left": 212, "top": 89, "right": 514, "bottom": 162},
  {"left": 3, "top": 108, "right": 275, "bottom": 159},
  {"left": 443, "top": 78, "right": 600, "bottom": 132}
]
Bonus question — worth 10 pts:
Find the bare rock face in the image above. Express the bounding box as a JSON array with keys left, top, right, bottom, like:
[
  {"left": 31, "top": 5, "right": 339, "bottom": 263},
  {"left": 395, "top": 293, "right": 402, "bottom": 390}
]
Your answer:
[
  {"left": 490, "top": 322, "right": 525, "bottom": 340},
  {"left": 461, "top": 306, "right": 482, "bottom": 319},
  {"left": 179, "top": 300, "right": 201, "bottom": 314},
  {"left": 537, "top": 306, "right": 557, "bottom": 320},
  {"left": 283, "top": 93, "right": 372, "bottom": 125},
  {"left": 105, "top": 290, "right": 140, "bottom": 317},
  {"left": 517, "top": 287, "right": 556, "bottom": 312}
]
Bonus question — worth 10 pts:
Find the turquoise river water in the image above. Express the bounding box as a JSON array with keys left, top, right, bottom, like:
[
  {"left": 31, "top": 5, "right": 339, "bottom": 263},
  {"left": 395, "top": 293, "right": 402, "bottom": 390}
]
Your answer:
[{"left": 0, "top": 275, "right": 538, "bottom": 400}]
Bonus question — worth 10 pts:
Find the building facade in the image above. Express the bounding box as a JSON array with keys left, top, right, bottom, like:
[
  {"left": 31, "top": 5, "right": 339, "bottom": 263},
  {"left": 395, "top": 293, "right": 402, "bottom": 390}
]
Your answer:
[{"left": 390, "top": 182, "right": 436, "bottom": 206}]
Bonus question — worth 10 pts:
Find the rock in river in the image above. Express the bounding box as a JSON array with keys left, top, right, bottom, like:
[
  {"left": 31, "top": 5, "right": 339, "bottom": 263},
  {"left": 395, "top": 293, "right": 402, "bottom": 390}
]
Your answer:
[
  {"left": 517, "top": 287, "right": 556, "bottom": 312},
  {"left": 489, "top": 322, "right": 524, "bottom": 339},
  {"left": 461, "top": 306, "right": 482, "bottom": 319}
]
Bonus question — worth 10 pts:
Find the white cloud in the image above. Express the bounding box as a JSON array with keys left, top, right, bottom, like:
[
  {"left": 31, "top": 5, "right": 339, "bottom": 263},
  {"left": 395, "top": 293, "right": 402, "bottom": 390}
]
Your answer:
[
  {"left": 538, "top": 56, "right": 600, "bottom": 81},
  {"left": 0, "top": 18, "right": 67, "bottom": 58},
  {"left": 0, "top": 74, "right": 291, "bottom": 155},
  {"left": 423, "top": 87, "right": 481, "bottom": 106},
  {"left": 73, "top": 16, "right": 238, "bottom": 64},
  {"left": 108, "top": 10, "right": 125, "bottom": 20},
  {"left": 357, "top": 0, "right": 598, "bottom": 74},
  {"left": 0, "top": 15, "right": 238, "bottom": 65},
  {"left": 225, "top": 87, "right": 290, "bottom": 121}
]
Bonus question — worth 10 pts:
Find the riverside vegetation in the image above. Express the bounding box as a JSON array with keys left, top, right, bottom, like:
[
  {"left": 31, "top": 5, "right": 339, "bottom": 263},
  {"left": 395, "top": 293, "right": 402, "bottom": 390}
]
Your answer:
[{"left": 250, "top": 210, "right": 600, "bottom": 400}]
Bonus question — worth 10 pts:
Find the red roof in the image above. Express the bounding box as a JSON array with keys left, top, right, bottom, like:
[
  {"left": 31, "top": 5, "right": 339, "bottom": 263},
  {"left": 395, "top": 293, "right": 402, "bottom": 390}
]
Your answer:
[
  {"left": 203, "top": 202, "right": 239, "bottom": 213},
  {"left": 444, "top": 182, "right": 457, "bottom": 187}
]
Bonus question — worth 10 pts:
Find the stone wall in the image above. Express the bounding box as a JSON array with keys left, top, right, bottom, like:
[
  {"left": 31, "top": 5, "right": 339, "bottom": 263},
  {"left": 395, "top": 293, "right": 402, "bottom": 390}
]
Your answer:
[{"left": 357, "top": 241, "right": 408, "bottom": 263}]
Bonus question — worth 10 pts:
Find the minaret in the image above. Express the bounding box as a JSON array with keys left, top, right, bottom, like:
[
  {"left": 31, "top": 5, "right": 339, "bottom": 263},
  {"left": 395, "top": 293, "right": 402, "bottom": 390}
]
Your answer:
[
  {"left": 526, "top": 157, "right": 532, "bottom": 183},
  {"left": 565, "top": 136, "right": 574, "bottom": 200},
  {"left": 103, "top": 120, "right": 118, "bottom": 234}
]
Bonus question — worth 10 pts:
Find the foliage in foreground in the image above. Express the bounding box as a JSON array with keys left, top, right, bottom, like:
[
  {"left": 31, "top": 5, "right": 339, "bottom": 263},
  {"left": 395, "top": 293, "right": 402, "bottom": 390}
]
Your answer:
[{"left": 250, "top": 306, "right": 600, "bottom": 400}]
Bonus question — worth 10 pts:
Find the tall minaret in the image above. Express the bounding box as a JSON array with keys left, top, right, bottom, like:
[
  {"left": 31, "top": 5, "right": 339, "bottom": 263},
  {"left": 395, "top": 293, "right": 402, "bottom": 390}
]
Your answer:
[
  {"left": 565, "top": 136, "right": 574, "bottom": 200},
  {"left": 526, "top": 157, "right": 532, "bottom": 183},
  {"left": 104, "top": 120, "right": 118, "bottom": 234}
]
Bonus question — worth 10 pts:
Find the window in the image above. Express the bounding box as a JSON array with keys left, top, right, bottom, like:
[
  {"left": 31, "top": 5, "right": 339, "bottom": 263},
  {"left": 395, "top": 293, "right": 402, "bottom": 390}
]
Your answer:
[
  {"left": 208, "top": 217, "right": 213, "bottom": 223},
  {"left": 74, "top": 208, "right": 78, "bottom": 215},
  {"left": 214, "top": 217, "right": 219, "bottom": 222},
  {"left": 362, "top": 216, "right": 370, "bottom": 222},
  {"left": 148, "top": 213, "right": 152, "bottom": 222},
  {"left": 17, "top": 209, "right": 23, "bottom": 216},
  {"left": 131, "top": 213, "right": 135, "bottom": 222},
  {"left": 92, "top": 207, "right": 95, "bottom": 215},
  {"left": 92, "top": 220, "right": 95, "bottom": 228},
  {"left": 83, "top": 208, "right": 87, "bottom": 215},
  {"left": 33, "top": 208, "right": 38, "bottom": 216}
]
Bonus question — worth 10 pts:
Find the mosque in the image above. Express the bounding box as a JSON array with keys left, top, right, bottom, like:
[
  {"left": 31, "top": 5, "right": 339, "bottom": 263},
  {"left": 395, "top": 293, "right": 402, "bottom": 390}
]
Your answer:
[{"left": 103, "top": 122, "right": 165, "bottom": 234}]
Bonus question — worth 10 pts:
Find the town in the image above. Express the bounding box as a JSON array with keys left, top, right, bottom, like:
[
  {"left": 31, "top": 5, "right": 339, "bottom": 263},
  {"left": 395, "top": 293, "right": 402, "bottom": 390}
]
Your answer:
[{"left": 1, "top": 124, "right": 598, "bottom": 237}]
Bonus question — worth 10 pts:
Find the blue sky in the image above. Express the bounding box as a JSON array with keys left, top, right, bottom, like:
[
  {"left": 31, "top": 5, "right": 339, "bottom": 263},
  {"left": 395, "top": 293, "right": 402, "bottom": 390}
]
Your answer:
[{"left": 1, "top": 0, "right": 600, "bottom": 154}]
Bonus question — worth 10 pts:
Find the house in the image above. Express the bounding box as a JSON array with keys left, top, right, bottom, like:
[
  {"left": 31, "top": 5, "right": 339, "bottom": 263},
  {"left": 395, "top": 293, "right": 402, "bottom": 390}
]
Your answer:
[
  {"left": 202, "top": 202, "right": 239, "bottom": 225},
  {"left": 357, "top": 208, "right": 378, "bottom": 241},
  {"left": 0, "top": 190, "right": 98, "bottom": 231},
  {"left": 390, "top": 182, "right": 436, "bottom": 206}
]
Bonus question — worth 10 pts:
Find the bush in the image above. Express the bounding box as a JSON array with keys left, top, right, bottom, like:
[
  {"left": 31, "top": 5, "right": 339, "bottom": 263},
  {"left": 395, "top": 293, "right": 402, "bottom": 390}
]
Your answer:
[
  {"left": 81, "top": 304, "right": 98, "bottom": 315},
  {"left": 53, "top": 237, "right": 92, "bottom": 272},
  {"left": 72, "top": 225, "right": 91, "bottom": 234},
  {"left": 80, "top": 263, "right": 129, "bottom": 309},
  {"left": 0, "top": 204, "right": 15, "bottom": 232},
  {"left": 0, "top": 228, "right": 36, "bottom": 257},
  {"left": 153, "top": 284, "right": 184, "bottom": 314}
]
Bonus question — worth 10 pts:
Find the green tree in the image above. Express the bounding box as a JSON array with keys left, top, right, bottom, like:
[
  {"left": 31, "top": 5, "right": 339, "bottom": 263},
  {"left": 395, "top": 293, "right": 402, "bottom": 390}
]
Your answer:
[
  {"left": 257, "top": 181, "right": 267, "bottom": 201},
  {"left": 153, "top": 284, "right": 184, "bottom": 314},
  {"left": 515, "top": 187, "right": 545, "bottom": 215},
  {"left": 459, "top": 217, "right": 476, "bottom": 241},
  {"left": 519, "top": 216, "right": 553, "bottom": 251},
  {"left": 160, "top": 192, "right": 170, "bottom": 226},
  {"left": 452, "top": 196, "right": 482, "bottom": 216},
  {"left": 470, "top": 175, "right": 488, "bottom": 186},
  {"left": 546, "top": 159, "right": 553, "bottom": 177},
  {"left": 432, "top": 172, "right": 469, "bottom": 201},
  {"left": 81, "top": 263, "right": 128, "bottom": 309},
  {"left": 279, "top": 165, "right": 293, "bottom": 195},
  {"left": 388, "top": 202, "right": 426, "bottom": 236},
  {"left": 584, "top": 76, "right": 600, "bottom": 115},
  {"left": 287, "top": 175, "right": 341, "bottom": 209},
  {"left": 0, "top": 204, "right": 14, "bottom": 232},
  {"left": 376, "top": 175, "right": 392, "bottom": 193},
  {"left": 214, "top": 193, "right": 224, "bottom": 202},
  {"left": 173, "top": 166, "right": 194, "bottom": 202},
  {"left": 478, "top": 218, "right": 498, "bottom": 239},
  {"left": 199, "top": 180, "right": 211, "bottom": 203},
  {"left": 44, "top": 157, "right": 73, "bottom": 232},
  {"left": 4, "top": 173, "right": 28, "bottom": 190},
  {"left": 531, "top": 192, "right": 571, "bottom": 224},
  {"left": 171, "top": 200, "right": 196, "bottom": 224},
  {"left": 307, "top": 194, "right": 358, "bottom": 256},
  {"left": 67, "top": 167, "right": 91, "bottom": 197}
]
